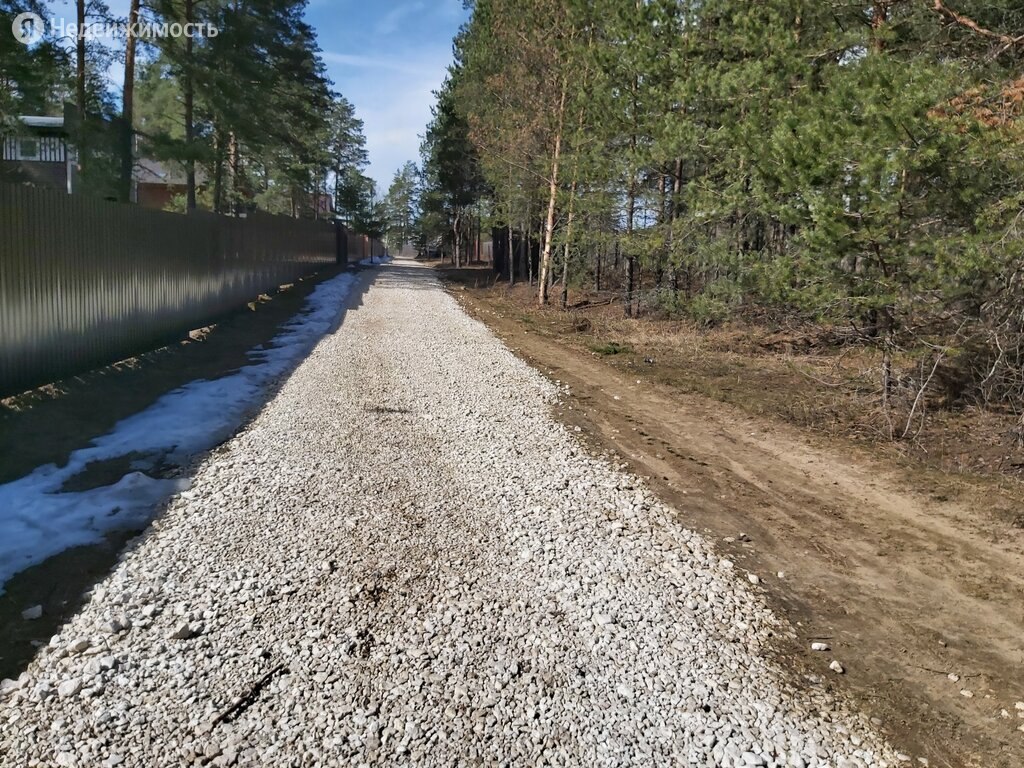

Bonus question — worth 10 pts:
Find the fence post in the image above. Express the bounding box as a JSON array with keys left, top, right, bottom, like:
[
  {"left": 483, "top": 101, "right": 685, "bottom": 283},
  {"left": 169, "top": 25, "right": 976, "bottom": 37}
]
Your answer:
[{"left": 335, "top": 221, "right": 347, "bottom": 265}]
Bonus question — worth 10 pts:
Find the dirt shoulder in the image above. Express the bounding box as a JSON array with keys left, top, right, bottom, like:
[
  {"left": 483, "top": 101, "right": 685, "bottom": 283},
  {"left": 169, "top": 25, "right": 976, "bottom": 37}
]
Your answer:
[{"left": 441, "top": 263, "right": 1024, "bottom": 768}]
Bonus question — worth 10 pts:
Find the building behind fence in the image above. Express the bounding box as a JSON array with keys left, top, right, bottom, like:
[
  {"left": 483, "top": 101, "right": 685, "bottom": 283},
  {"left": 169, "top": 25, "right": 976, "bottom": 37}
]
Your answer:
[{"left": 0, "top": 183, "right": 383, "bottom": 397}]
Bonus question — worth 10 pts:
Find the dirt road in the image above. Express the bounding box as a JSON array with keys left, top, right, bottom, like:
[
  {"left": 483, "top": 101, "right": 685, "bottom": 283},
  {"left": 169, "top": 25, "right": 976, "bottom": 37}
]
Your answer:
[
  {"left": 449, "top": 270, "right": 1024, "bottom": 768},
  {"left": 2, "top": 260, "right": 903, "bottom": 767}
]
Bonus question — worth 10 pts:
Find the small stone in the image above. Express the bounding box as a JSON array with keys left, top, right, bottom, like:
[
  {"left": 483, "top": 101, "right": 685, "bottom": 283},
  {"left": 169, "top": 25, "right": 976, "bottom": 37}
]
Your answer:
[
  {"left": 168, "top": 622, "right": 194, "bottom": 640},
  {"left": 747, "top": 574, "right": 760, "bottom": 585},
  {"left": 21, "top": 605, "right": 43, "bottom": 620},
  {"left": 947, "top": 673, "right": 959, "bottom": 683},
  {"left": 593, "top": 613, "right": 614, "bottom": 627},
  {"left": 811, "top": 642, "right": 830, "bottom": 652},
  {"left": 776, "top": 571, "right": 786, "bottom": 579},
  {"left": 1015, "top": 701, "right": 1024, "bottom": 711},
  {"left": 57, "top": 678, "right": 82, "bottom": 698},
  {"left": 67, "top": 638, "right": 90, "bottom": 654},
  {"left": 55, "top": 753, "right": 78, "bottom": 768},
  {"left": 829, "top": 660, "right": 845, "bottom": 674},
  {"left": 960, "top": 689, "right": 974, "bottom": 698},
  {"left": 99, "top": 619, "right": 123, "bottom": 635}
]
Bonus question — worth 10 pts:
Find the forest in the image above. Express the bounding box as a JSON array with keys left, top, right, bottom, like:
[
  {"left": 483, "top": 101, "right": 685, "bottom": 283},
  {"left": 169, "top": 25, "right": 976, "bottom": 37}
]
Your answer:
[
  {"left": 414, "top": 0, "right": 1024, "bottom": 439},
  {"left": 0, "top": 0, "right": 385, "bottom": 229},
  {"left": 6, "top": 1, "right": 1024, "bottom": 439}
]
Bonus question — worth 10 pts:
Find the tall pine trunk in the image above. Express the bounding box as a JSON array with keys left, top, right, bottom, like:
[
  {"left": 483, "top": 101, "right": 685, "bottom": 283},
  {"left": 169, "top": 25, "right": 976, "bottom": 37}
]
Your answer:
[
  {"left": 871, "top": 2, "right": 888, "bottom": 53},
  {"left": 212, "top": 131, "right": 225, "bottom": 214},
  {"left": 669, "top": 158, "right": 683, "bottom": 296},
  {"left": 560, "top": 175, "right": 578, "bottom": 310},
  {"left": 184, "top": 0, "right": 197, "bottom": 211},
  {"left": 520, "top": 211, "right": 529, "bottom": 283},
  {"left": 623, "top": 59, "right": 640, "bottom": 317},
  {"left": 117, "top": 0, "right": 141, "bottom": 202},
  {"left": 517, "top": 222, "right": 527, "bottom": 283},
  {"left": 656, "top": 169, "right": 669, "bottom": 287},
  {"left": 76, "top": 1, "right": 86, "bottom": 115},
  {"left": 228, "top": 132, "right": 240, "bottom": 214},
  {"left": 625, "top": 174, "right": 637, "bottom": 318},
  {"left": 507, "top": 219, "right": 514, "bottom": 286},
  {"left": 453, "top": 210, "right": 461, "bottom": 268},
  {"left": 538, "top": 79, "right": 567, "bottom": 305},
  {"left": 75, "top": 0, "right": 87, "bottom": 179}
]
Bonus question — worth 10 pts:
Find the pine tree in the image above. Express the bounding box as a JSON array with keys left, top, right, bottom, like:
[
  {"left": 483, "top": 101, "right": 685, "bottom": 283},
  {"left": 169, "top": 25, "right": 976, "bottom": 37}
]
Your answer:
[
  {"left": 384, "top": 162, "right": 419, "bottom": 252},
  {"left": 0, "top": 1, "right": 69, "bottom": 126},
  {"left": 420, "top": 71, "right": 485, "bottom": 268}
]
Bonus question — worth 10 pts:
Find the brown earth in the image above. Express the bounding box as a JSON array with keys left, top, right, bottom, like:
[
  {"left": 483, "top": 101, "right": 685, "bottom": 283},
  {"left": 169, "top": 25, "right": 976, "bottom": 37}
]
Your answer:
[{"left": 439, "top": 261, "right": 1024, "bottom": 768}]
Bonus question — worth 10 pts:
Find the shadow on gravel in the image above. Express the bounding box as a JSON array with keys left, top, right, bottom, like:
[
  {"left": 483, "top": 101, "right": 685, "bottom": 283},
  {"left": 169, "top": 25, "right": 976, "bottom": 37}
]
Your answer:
[{"left": 0, "top": 265, "right": 382, "bottom": 682}]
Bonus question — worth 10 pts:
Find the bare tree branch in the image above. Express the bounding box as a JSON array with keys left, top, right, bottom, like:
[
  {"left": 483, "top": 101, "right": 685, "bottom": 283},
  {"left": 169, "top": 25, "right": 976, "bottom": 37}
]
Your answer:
[{"left": 930, "top": 1, "right": 1024, "bottom": 49}]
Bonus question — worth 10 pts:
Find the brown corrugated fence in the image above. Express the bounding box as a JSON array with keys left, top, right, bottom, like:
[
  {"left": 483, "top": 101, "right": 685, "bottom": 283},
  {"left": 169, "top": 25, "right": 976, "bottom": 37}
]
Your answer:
[{"left": 0, "top": 183, "right": 363, "bottom": 397}]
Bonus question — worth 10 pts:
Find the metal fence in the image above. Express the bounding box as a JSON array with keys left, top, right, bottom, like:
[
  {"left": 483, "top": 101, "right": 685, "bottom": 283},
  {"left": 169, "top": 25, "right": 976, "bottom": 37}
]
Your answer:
[
  {"left": 343, "top": 229, "right": 386, "bottom": 261},
  {"left": 0, "top": 183, "right": 344, "bottom": 397}
]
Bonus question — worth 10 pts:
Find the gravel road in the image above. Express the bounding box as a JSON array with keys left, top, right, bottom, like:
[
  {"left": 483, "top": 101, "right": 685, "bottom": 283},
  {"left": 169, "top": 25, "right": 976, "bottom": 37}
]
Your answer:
[{"left": 0, "top": 260, "right": 902, "bottom": 767}]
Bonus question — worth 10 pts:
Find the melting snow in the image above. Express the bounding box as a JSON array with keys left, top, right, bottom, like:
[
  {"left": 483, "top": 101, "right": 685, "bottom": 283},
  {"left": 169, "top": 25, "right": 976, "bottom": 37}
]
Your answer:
[{"left": 0, "top": 269, "right": 362, "bottom": 590}]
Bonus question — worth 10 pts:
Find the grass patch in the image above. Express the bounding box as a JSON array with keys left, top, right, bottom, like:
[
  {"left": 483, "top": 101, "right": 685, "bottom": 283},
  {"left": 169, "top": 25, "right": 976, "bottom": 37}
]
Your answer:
[{"left": 590, "top": 341, "right": 633, "bottom": 356}]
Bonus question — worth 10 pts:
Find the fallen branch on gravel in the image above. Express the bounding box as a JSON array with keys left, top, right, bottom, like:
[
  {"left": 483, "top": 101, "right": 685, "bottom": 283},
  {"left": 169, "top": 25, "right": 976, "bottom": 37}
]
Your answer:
[
  {"left": 213, "top": 664, "right": 287, "bottom": 727},
  {"left": 570, "top": 298, "right": 619, "bottom": 310}
]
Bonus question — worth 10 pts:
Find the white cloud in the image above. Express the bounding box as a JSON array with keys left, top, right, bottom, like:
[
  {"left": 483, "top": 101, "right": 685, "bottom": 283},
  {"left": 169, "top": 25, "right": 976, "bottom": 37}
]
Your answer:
[
  {"left": 325, "top": 47, "right": 453, "bottom": 188},
  {"left": 321, "top": 52, "right": 428, "bottom": 77},
  {"left": 375, "top": 1, "right": 427, "bottom": 36}
]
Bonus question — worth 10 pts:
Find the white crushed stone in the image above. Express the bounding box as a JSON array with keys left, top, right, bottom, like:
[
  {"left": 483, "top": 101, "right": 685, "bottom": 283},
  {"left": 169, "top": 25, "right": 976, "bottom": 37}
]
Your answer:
[{"left": 0, "top": 261, "right": 901, "bottom": 767}]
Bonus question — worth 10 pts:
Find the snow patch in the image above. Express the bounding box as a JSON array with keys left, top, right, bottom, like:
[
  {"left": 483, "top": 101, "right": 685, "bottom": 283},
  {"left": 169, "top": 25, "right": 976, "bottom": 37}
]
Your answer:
[{"left": 0, "top": 271, "right": 359, "bottom": 590}]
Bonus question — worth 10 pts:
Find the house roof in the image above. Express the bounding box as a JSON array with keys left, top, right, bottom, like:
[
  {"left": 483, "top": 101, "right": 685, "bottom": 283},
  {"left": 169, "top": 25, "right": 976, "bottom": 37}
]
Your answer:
[
  {"left": 135, "top": 158, "right": 207, "bottom": 186},
  {"left": 18, "top": 116, "right": 64, "bottom": 129}
]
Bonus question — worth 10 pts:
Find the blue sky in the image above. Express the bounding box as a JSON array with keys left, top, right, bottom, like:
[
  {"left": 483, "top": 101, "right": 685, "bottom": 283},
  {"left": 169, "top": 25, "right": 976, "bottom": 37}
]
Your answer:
[
  {"left": 48, "top": 0, "right": 469, "bottom": 189},
  {"left": 307, "top": 0, "right": 469, "bottom": 188}
]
